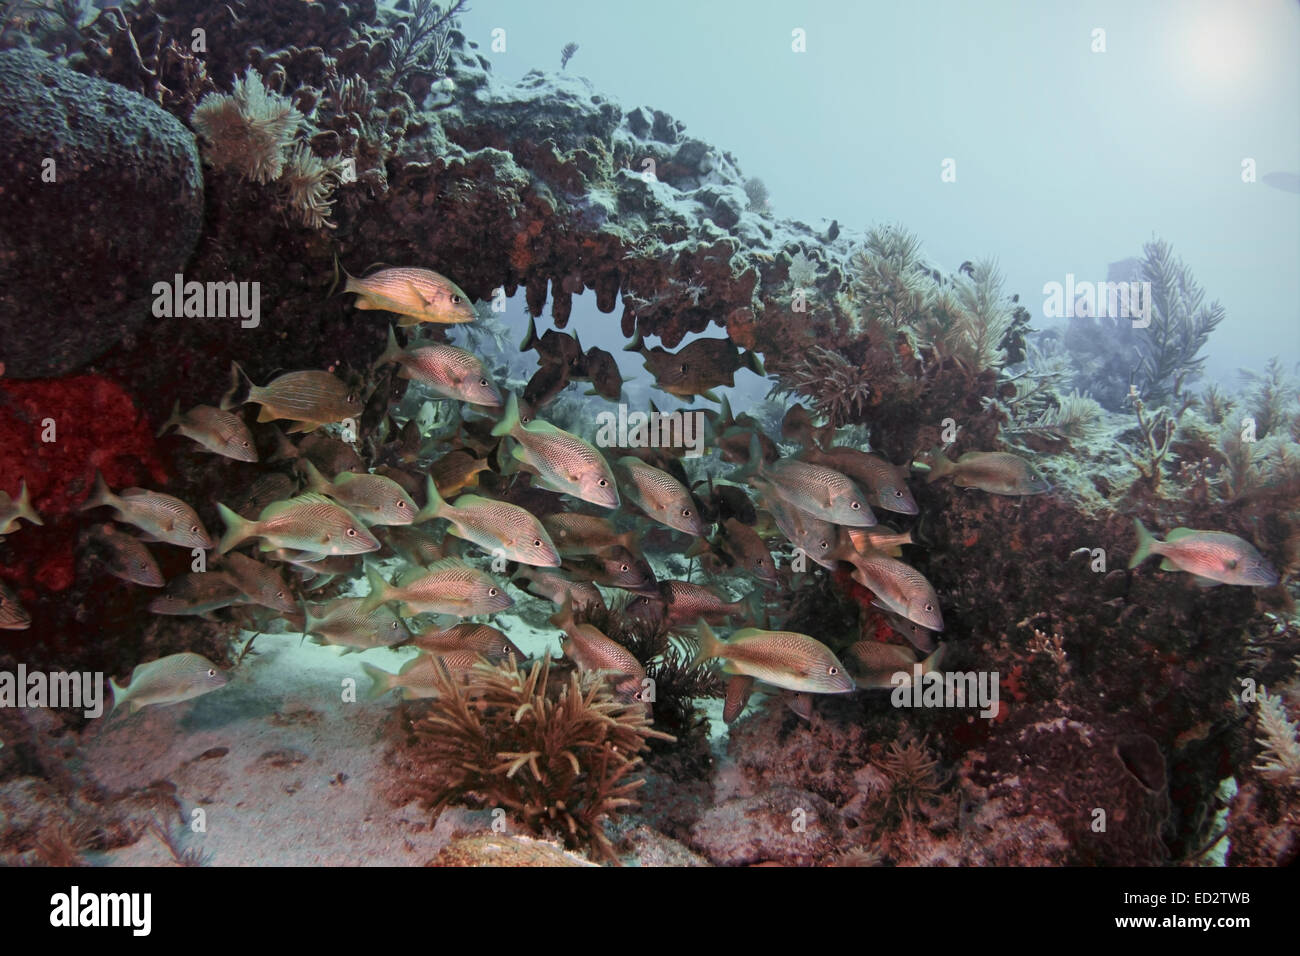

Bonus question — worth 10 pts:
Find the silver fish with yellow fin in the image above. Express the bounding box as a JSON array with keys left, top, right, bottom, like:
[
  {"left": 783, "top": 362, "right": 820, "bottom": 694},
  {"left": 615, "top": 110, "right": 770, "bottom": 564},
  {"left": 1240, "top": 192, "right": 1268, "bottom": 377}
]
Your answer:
[
  {"left": 227, "top": 363, "right": 362, "bottom": 433},
  {"left": 109, "top": 652, "right": 228, "bottom": 716},
  {"left": 360, "top": 559, "right": 511, "bottom": 617},
  {"left": 373, "top": 326, "right": 500, "bottom": 406},
  {"left": 615, "top": 456, "right": 705, "bottom": 536},
  {"left": 158, "top": 402, "right": 256, "bottom": 462},
  {"left": 299, "top": 460, "right": 416, "bottom": 527},
  {"left": 693, "top": 620, "right": 854, "bottom": 695},
  {"left": 216, "top": 493, "right": 379, "bottom": 556},
  {"left": 340, "top": 262, "right": 476, "bottom": 326},
  {"left": 79, "top": 473, "right": 212, "bottom": 550},
  {"left": 916, "top": 447, "right": 1050, "bottom": 496},
  {"left": 415, "top": 476, "right": 560, "bottom": 567},
  {"left": 1129, "top": 519, "right": 1279, "bottom": 587},
  {"left": 491, "top": 392, "right": 620, "bottom": 509}
]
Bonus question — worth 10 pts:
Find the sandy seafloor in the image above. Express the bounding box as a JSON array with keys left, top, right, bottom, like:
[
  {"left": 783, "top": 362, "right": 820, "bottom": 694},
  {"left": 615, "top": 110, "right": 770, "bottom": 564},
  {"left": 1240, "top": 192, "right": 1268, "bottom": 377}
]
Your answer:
[{"left": 77, "top": 554, "right": 734, "bottom": 866}]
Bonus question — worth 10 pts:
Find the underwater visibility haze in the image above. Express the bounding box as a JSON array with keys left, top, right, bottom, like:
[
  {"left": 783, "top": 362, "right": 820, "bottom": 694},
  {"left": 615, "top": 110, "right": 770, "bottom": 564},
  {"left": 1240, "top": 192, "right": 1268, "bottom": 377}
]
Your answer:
[{"left": 0, "top": 0, "right": 1297, "bottom": 871}]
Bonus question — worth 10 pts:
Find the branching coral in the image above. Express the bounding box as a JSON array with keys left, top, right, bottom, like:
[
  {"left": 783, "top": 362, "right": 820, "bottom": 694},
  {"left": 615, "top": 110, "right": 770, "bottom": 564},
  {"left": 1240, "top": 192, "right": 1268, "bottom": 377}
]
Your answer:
[
  {"left": 848, "top": 224, "right": 937, "bottom": 337},
  {"left": 1253, "top": 690, "right": 1300, "bottom": 782},
  {"left": 768, "top": 345, "right": 873, "bottom": 427},
  {"left": 404, "top": 656, "right": 672, "bottom": 862},
  {"left": 1005, "top": 389, "right": 1103, "bottom": 442},
  {"left": 385, "top": 0, "right": 467, "bottom": 89},
  {"left": 950, "top": 258, "right": 1015, "bottom": 372},
  {"left": 1133, "top": 238, "right": 1225, "bottom": 403},
  {"left": 191, "top": 68, "right": 303, "bottom": 183}
]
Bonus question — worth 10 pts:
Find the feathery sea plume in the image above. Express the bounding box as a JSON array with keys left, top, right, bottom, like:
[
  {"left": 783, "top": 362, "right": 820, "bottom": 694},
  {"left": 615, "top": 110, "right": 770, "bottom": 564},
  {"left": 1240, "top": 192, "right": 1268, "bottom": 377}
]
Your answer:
[
  {"left": 191, "top": 68, "right": 303, "bottom": 184},
  {"left": 1133, "top": 238, "right": 1225, "bottom": 403},
  {"left": 1253, "top": 689, "right": 1300, "bottom": 781},
  {"left": 278, "top": 142, "right": 342, "bottom": 230}
]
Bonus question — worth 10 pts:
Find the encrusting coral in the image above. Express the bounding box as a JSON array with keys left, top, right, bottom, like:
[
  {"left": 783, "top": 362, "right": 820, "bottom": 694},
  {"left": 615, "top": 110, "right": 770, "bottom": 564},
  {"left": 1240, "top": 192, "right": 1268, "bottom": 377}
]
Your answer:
[{"left": 393, "top": 656, "right": 673, "bottom": 863}]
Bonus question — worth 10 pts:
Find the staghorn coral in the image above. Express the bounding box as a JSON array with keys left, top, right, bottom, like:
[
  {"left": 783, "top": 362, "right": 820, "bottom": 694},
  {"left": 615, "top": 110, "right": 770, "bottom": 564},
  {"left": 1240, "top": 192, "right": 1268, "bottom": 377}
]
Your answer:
[
  {"left": 1254, "top": 690, "right": 1300, "bottom": 781},
  {"left": 400, "top": 656, "right": 672, "bottom": 863},
  {"left": 1133, "top": 238, "right": 1225, "bottom": 403},
  {"left": 191, "top": 68, "right": 303, "bottom": 183}
]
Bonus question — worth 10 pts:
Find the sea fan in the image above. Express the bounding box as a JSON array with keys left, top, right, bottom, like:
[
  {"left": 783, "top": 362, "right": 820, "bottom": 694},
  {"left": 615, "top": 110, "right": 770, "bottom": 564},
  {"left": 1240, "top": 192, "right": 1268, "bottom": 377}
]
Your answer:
[
  {"left": 1134, "top": 238, "right": 1225, "bottom": 403},
  {"left": 191, "top": 69, "right": 303, "bottom": 183},
  {"left": 402, "top": 656, "right": 673, "bottom": 862},
  {"left": 1253, "top": 689, "right": 1300, "bottom": 781}
]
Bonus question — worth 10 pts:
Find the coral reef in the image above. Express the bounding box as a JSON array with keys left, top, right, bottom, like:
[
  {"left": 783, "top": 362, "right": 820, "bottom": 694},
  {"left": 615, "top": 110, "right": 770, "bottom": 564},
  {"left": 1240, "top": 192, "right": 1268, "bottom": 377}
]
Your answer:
[{"left": 389, "top": 656, "right": 672, "bottom": 862}]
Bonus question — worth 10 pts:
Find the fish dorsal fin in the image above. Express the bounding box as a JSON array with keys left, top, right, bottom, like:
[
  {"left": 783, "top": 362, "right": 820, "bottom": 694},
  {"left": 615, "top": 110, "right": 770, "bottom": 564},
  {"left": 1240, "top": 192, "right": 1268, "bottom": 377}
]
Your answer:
[
  {"left": 261, "top": 492, "right": 335, "bottom": 518},
  {"left": 1164, "top": 528, "right": 1195, "bottom": 541},
  {"left": 450, "top": 494, "right": 494, "bottom": 509},
  {"left": 332, "top": 471, "right": 364, "bottom": 486},
  {"left": 424, "top": 557, "right": 471, "bottom": 575},
  {"left": 119, "top": 488, "right": 153, "bottom": 498}
]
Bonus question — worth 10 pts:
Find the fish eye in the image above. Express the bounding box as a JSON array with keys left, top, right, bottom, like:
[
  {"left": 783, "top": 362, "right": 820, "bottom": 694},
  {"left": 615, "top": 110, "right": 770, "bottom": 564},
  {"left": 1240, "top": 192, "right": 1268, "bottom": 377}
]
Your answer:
[
  {"left": 489, "top": 587, "right": 499, "bottom": 596},
  {"left": 397, "top": 500, "right": 408, "bottom": 508},
  {"left": 206, "top": 669, "right": 216, "bottom": 677},
  {"left": 347, "top": 393, "right": 358, "bottom": 403},
  {"left": 924, "top": 603, "right": 933, "bottom": 612},
  {"left": 620, "top": 564, "right": 629, "bottom": 572},
  {"left": 682, "top": 508, "right": 692, "bottom": 518},
  {"left": 241, "top": 441, "right": 250, "bottom": 447},
  {"left": 894, "top": 490, "right": 903, "bottom": 497},
  {"left": 598, "top": 479, "right": 608, "bottom": 487},
  {"left": 190, "top": 525, "right": 199, "bottom": 533},
  {"left": 850, "top": 501, "right": 861, "bottom": 510},
  {"left": 679, "top": 364, "right": 688, "bottom": 374},
  {"left": 479, "top": 378, "right": 488, "bottom": 386},
  {"left": 346, "top": 528, "right": 358, "bottom": 537},
  {"left": 533, "top": 539, "right": 542, "bottom": 547},
  {"left": 452, "top": 294, "right": 463, "bottom": 304},
  {"left": 390, "top": 621, "right": 399, "bottom": 629},
  {"left": 818, "top": 540, "right": 827, "bottom": 549},
  {"left": 276, "top": 590, "right": 285, "bottom": 598},
  {"left": 828, "top": 666, "right": 839, "bottom": 676}
]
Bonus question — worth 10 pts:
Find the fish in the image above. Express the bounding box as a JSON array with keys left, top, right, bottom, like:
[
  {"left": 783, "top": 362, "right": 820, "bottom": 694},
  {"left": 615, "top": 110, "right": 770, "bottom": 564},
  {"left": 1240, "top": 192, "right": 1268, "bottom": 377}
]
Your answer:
[
  {"left": 520, "top": 316, "right": 585, "bottom": 371},
  {"left": 302, "top": 597, "right": 411, "bottom": 651},
  {"left": 219, "top": 551, "right": 297, "bottom": 613},
  {"left": 763, "top": 495, "right": 840, "bottom": 569},
  {"left": 299, "top": 460, "right": 417, "bottom": 527},
  {"left": 523, "top": 358, "right": 573, "bottom": 409},
  {"left": 917, "top": 448, "right": 1050, "bottom": 495},
  {"left": 703, "top": 517, "right": 778, "bottom": 587},
  {"left": 780, "top": 404, "right": 834, "bottom": 449},
  {"left": 296, "top": 431, "right": 367, "bottom": 476},
  {"left": 216, "top": 493, "right": 379, "bottom": 556},
  {"left": 429, "top": 451, "right": 492, "bottom": 497},
  {"left": 340, "top": 263, "right": 476, "bottom": 326},
  {"left": 843, "top": 525, "right": 913, "bottom": 559},
  {"left": 491, "top": 393, "right": 620, "bottom": 509},
  {"left": 373, "top": 326, "right": 501, "bottom": 406},
  {"left": 226, "top": 363, "right": 362, "bottom": 433},
  {"left": 873, "top": 607, "right": 939, "bottom": 653},
  {"left": 580, "top": 345, "right": 623, "bottom": 401},
  {"left": 731, "top": 434, "right": 876, "bottom": 527},
  {"left": 693, "top": 477, "right": 757, "bottom": 526},
  {"left": 0, "top": 480, "right": 42, "bottom": 536},
  {"left": 848, "top": 643, "right": 946, "bottom": 689},
  {"left": 415, "top": 477, "right": 560, "bottom": 567},
  {"left": 615, "top": 457, "right": 705, "bottom": 536},
  {"left": 85, "top": 523, "right": 164, "bottom": 587},
  {"left": 723, "top": 674, "right": 756, "bottom": 723},
  {"left": 834, "top": 545, "right": 944, "bottom": 631},
  {"left": 79, "top": 473, "right": 212, "bottom": 550},
  {"left": 233, "top": 472, "right": 297, "bottom": 520},
  {"left": 550, "top": 596, "right": 647, "bottom": 705},
  {"left": 692, "top": 620, "right": 855, "bottom": 695},
  {"left": 109, "top": 652, "right": 228, "bottom": 716},
  {"left": 540, "top": 512, "right": 639, "bottom": 558},
  {"left": 0, "top": 582, "right": 30, "bottom": 630},
  {"left": 510, "top": 568, "right": 606, "bottom": 610},
  {"left": 563, "top": 547, "right": 657, "bottom": 594},
  {"left": 625, "top": 331, "right": 765, "bottom": 403},
  {"left": 360, "top": 559, "right": 512, "bottom": 617},
  {"left": 157, "top": 402, "right": 257, "bottom": 462},
  {"left": 361, "top": 651, "right": 480, "bottom": 700},
  {"left": 1128, "top": 519, "right": 1280, "bottom": 587},
  {"left": 799, "top": 446, "right": 918, "bottom": 515},
  {"left": 627, "top": 581, "right": 759, "bottom": 629},
  {"left": 148, "top": 571, "right": 245, "bottom": 618},
  {"left": 377, "top": 524, "right": 446, "bottom": 566},
  {"left": 411, "top": 622, "right": 523, "bottom": 660}
]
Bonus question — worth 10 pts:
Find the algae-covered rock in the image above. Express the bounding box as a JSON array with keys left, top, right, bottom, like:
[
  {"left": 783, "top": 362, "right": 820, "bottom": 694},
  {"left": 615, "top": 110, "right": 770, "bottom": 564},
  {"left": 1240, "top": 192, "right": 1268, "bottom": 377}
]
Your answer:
[
  {"left": 0, "top": 50, "right": 203, "bottom": 378},
  {"left": 688, "top": 786, "right": 845, "bottom": 866},
  {"left": 424, "top": 834, "right": 598, "bottom": 867}
]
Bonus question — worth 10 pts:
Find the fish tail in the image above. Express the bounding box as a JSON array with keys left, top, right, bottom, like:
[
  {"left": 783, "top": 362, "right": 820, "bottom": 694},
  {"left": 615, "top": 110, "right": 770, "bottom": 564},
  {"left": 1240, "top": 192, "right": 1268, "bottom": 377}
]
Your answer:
[
  {"left": 414, "top": 475, "right": 447, "bottom": 524},
  {"left": 623, "top": 328, "right": 646, "bottom": 354},
  {"left": 1128, "top": 518, "right": 1159, "bottom": 569},
  {"left": 358, "top": 565, "right": 391, "bottom": 616},
  {"left": 490, "top": 392, "right": 521, "bottom": 439},
  {"left": 373, "top": 325, "right": 405, "bottom": 371},
  {"left": 691, "top": 619, "right": 723, "bottom": 668},
  {"left": 157, "top": 400, "right": 183, "bottom": 438},
  {"left": 299, "top": 459, "right": 329, "bottom": 494},
  {"left": 215, "top": 502, "right": 252, "bottom": 555},
  {"left": 743, "top": 350, "right": 766, "bottom": 376},
  {"left": 360, "top": 662, "right": 396, "bottom": 700},
  {"left": 14, "top": 481, "right": 41, "bottom": 527},
  {"left": 520, "top": 315, "right": 539, "bottom": 352},
  {"left": 328, "top": 254, "right": 354, "bottom": 298},
  {"left": 920, "top": 643, "right": 948, "bottom": 674},
  {"left": 924, "top": 447, "right": 955, "bottom": 483},
  {"left": 77, "top": 471, "right": 116, "bottom": 514},
  {"left": 547, "top": 593, "right": 575, "bottom": 633},
  {"left": 741, "top": 590, "right": 763, "bottom": 623},
  {"left": 725, "top": 432, "right": 765, "bottom": 482},
  {"left": 224, "top": 361, "right": 255, "bottom": 411},
  {"left": 107, "top": 677, "right": 128, "bottom": 718}
]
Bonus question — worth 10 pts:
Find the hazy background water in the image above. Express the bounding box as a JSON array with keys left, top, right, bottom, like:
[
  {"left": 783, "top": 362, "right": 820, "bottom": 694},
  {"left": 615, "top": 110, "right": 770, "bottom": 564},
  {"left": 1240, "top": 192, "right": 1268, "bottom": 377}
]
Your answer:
[{"left": 453, "top": 0, "right": 1300, "bottom": 392}]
